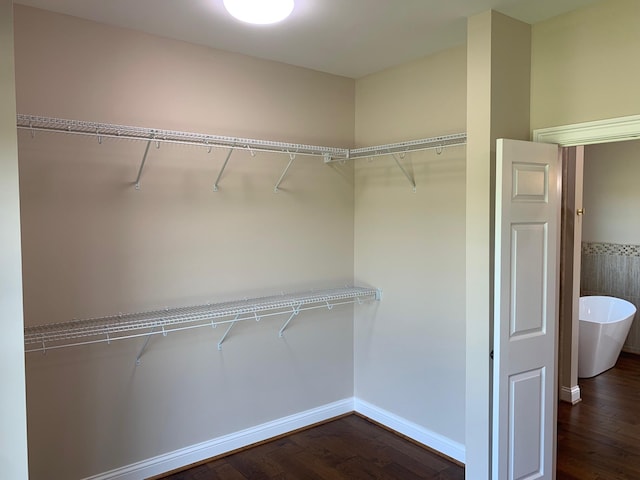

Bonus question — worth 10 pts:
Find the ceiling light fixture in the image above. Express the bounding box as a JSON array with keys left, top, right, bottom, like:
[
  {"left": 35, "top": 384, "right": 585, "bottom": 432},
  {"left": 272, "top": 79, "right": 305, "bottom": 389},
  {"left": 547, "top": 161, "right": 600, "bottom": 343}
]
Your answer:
[{"left": 223, "top": 0, "right": 294, "bottom": 25}]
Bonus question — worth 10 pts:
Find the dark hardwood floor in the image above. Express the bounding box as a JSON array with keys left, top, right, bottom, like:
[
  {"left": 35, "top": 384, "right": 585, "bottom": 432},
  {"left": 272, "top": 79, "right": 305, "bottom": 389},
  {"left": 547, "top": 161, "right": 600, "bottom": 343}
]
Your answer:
[
  {"left": 158, "top": 414, "right": 464, "bottom": 480},
  {"left": 557, "top": 351, "right": 640, "bottom": 479},
  {"left": 159, "top": 352, "right": 640, "bottom": 480}
]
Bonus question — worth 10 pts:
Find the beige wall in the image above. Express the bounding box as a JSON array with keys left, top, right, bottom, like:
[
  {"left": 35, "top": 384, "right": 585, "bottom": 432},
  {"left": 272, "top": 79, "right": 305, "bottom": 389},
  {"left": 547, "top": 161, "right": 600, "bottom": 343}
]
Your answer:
[
  {"left": 531, "top": 0, "right": 640, "bottom": 130},
  {"left": 582, "top": 140, "right": 640, "bottom": 244},
  {"left": 0, "top": 1, "right": 29, "bottom": 478},
  {"left": 354, "top": 46, "right": 467, "bottom": 447},
  {"left": 14, "top": 6, "right": 354, "bottom": 148},
  {"left": 464, "top": 13, "right": 492, "bottom": 477},
  {"left": 465, "top": 11, "right": 532, "bottom": 478},
  {"left": 354, "top": 47, "right": 466, "bottom": 146},
  {"left": 581, "top": 139, "right": 640, "bottom": 353},
  {"left": 15, "top": 6, "right": 356, "bottom": 479}
]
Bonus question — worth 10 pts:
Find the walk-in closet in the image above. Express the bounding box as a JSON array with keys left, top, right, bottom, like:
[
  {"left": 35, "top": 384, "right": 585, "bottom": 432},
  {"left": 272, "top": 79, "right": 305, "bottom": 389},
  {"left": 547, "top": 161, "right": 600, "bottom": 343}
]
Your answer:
[
  {"left": 11, "top": 5, "right": 467, "bottom": 478},
  {"left": 4, "top": 1, "right": 635, "bottom": 479}
]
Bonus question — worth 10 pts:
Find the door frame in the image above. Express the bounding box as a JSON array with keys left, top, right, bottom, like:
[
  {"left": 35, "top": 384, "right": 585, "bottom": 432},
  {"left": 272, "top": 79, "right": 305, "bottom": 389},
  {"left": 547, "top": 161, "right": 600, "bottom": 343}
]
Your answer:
[
  {"left": 532, "top": 113, "right": 640, "bottom": 412},
  {"left": 557, "top": 146, "right": 584, "bottom": 405},
  {"left": 467, "top": 114, "right": 640, "bottom": 480},
  {"left": 533, "top": 114, "right": 640, "bottom": 147}
]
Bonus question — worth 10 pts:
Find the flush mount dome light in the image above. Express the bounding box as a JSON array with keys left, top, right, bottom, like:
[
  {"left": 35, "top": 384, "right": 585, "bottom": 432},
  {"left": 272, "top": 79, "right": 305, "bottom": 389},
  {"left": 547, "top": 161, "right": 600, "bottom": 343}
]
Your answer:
[{"left": 223, "top": 0, "right": 294, "bottom": 24}]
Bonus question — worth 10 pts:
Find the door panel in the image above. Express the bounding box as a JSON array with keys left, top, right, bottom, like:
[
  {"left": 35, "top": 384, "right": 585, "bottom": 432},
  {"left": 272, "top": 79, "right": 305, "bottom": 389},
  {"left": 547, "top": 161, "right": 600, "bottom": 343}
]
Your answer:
[
  {"left": 509, "top": 368, "right": 544, "bottom": 480},
  {"left": 511, "top": 223, "right": 546, "bottom": 337},
  {"left": 493, "top": 139, "right": 560, "bottom": 480}
]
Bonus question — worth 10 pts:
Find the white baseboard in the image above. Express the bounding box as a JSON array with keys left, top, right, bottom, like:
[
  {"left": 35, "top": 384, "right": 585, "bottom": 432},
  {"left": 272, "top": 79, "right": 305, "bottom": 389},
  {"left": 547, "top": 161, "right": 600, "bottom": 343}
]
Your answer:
[
  {"left": 559, "top": 385, "right": 582, "bottom": 405},
  {"left": 82, "top": 398, "right": 354, "bottom": 480},
  {"left": 83, "top": 396, "right": 465, "bottom": 479},
  {"left": 354, "top": 398, "right": 465, "bottom": 464}
]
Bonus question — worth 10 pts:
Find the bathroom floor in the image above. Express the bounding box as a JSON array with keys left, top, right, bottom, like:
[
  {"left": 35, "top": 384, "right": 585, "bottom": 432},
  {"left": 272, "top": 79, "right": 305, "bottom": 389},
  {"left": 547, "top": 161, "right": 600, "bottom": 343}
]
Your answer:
[{"left": 557, "top": 352, "right": 640, "bottom": 479}]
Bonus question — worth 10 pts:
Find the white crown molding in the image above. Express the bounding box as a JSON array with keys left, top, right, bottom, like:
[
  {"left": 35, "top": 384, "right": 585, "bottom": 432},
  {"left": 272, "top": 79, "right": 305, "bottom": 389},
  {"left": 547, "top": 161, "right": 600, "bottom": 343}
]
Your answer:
[{"left": 533, "top": 114, "right": 640, "bottom": 147}]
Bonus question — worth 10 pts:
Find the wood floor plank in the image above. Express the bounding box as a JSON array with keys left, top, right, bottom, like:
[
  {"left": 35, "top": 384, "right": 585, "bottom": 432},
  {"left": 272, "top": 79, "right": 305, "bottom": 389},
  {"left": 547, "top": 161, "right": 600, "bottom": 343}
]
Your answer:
[
  {"left": 159, "top": 415, "right": 464, "bottom": 479},
  {"left": 557, "top": 352, "right": 640, "bottom": 480}
]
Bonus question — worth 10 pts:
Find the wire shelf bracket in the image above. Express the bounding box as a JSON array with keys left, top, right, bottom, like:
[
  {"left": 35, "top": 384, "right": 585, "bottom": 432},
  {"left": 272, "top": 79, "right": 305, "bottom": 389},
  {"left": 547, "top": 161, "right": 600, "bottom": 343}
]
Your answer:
[
  {"left": 213, "top": 148, "right": 234, "bottom": 192},
  {"left": 24, "top": 286, "right": 382, "bottom": 363},
  {"left": 135, "top": 327, "right": 155, "bottom": 365},
  {"left": 134, "top": 140, "right": 153, "bottom": 190},
  {"left": 392, "top": 153, "right": 416, "bottom": 193},
  {"left": 217, "top": 315, "right": 239, "bottom": 350},
  {"left": 279, "top": 305, "right": 301, "bottom": 338},
  {"left": 274, "top": 152, "right": 296, "bottom": 193}
]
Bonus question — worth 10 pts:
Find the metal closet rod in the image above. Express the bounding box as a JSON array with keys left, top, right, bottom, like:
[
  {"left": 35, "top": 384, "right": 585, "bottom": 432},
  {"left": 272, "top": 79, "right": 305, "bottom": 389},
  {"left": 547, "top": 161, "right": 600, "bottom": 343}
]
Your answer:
[
  {"left": 16, "top": 114, "right": 466, "bottom": 160},
  {"left": 23, "top": 286, "right": 382, "bottom": 361}
]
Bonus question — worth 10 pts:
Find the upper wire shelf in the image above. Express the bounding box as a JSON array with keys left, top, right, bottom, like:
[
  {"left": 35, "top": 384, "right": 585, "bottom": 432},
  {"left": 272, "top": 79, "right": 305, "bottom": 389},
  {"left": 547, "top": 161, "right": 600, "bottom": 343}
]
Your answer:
[
  {"left": 16, "top": 114, "right": 466, "bottom": 192},
  {"left": 24, "top": 286, "right": 381, "bottom": 359},
  {"left": 17, "top": 114, "right": 349, "bottom": 159},
  {"left": 16, "top": 114, "right": 466, "bottom": 161},
  {"left": 345, "top": 133, "right": 467, "bottom": 160}
]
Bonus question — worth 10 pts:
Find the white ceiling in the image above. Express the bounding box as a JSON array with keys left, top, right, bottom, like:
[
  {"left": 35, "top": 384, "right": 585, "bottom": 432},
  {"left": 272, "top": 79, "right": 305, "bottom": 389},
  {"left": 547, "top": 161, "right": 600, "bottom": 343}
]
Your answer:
[{"left": 16, "top": 0, "right": 600, "bottom": 78}]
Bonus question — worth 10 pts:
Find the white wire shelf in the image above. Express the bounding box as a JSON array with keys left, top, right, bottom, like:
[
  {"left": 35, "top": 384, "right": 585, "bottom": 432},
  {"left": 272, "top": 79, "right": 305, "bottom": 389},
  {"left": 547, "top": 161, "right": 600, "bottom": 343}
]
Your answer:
[
  {"left": 345, "top": 133, "right": 467, "bottom": 160},
  {"left": 16, "top": 114, "right": 349, "bottom": 159},
  {"left": 16, "top": 114, "right": 467, "bottom": 192},
  {"left": 341, "top": 133, "right": 467, "bottom": 193},
  {"left": 24, "top": 286, "right": 381, "bottom": 360}
]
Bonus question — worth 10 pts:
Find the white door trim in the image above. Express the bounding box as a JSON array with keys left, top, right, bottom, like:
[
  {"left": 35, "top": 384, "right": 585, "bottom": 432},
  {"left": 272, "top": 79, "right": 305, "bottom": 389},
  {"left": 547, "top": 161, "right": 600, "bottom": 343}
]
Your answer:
[
  {"left": 533, "top": 114, "right": 640, "bottom": 147},
  {"left": 534, "top": 114, "right": 640, "bottom": 399},
  {"left": 532, "top": 115, "right": 640, "bottom": 450}
]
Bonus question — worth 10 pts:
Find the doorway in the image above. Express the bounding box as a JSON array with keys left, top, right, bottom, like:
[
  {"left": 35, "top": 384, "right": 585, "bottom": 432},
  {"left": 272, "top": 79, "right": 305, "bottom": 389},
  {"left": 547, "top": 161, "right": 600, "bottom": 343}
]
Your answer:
[
  {"left": 533, "top": 113, "right": 640, "bottom": 406},
  {"left": 579, "top": 139, "right": 640, "bottom": 355}
]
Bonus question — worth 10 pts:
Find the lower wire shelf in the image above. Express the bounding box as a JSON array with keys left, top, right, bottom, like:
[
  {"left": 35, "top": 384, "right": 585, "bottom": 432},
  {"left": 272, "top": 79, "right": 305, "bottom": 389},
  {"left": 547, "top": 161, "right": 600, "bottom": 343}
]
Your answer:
[{"left": 24, "top": 286, "right": 381, "bottom": 360}]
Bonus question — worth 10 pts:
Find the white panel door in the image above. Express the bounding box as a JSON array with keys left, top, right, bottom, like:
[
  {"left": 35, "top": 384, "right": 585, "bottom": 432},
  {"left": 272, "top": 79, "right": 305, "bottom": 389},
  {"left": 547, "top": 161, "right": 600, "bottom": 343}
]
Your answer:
[{"left": 493, "top": 139, "right": 560, "bottom": 480}]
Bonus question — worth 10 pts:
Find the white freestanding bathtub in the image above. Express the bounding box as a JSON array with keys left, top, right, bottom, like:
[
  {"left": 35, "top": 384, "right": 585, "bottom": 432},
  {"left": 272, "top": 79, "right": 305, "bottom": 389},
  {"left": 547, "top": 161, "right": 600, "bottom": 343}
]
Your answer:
[{"left": 578, "top": 296, "right": 636, "bottom": 378}]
